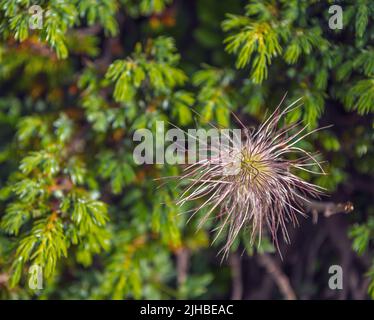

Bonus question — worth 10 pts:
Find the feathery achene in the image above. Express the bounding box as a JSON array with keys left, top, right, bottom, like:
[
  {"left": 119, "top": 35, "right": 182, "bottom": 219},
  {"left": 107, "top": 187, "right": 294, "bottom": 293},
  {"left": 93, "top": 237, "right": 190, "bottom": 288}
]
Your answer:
[{"left": 177, "top": 97, "right": 327, "bottom": 258}]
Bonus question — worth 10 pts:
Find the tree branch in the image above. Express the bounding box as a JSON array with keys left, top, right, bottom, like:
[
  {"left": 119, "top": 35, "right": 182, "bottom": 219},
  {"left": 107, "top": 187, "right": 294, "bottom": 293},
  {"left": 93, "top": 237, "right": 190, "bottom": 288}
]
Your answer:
[
  {"left": 229, "top": 251, "right": 243, "bottom": 300},
  {"left": 176, "top": 247, "right": 190, "bottom": 287},
  {"left": 257, "top": 253, "right": 296, "bottom": 300},
  {"left": 303, "top": 200, "right": 354, "bottom": 223},
  {"left": 0, "top": 273, "right": 9, "bottom": 286}
]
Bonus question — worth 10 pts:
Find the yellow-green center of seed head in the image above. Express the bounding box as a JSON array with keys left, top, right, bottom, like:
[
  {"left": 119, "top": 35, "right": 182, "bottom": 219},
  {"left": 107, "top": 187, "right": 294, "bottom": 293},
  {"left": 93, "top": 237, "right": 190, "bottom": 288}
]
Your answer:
[{"left": 240, "top": 150, "right": 270, "bottom": 183}]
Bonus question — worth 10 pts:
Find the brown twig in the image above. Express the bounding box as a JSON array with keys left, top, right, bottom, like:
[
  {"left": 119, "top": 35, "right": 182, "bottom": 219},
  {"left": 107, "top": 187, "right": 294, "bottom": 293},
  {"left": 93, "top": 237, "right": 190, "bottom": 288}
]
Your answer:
[
  {"left": 257, "top": 253, "right": 296, "bottom": 300},
  {"left": 303, "top": 200, "right": 354, "bottom": 223},
  {"left": 0, "top": 273, "right": 9, "bottom": 286},
  {"left": 176, "top": 247, "right": 190, "bottom": 287},
  {"left": 229, "top": 251, "right": 243, "bottom": 300}
]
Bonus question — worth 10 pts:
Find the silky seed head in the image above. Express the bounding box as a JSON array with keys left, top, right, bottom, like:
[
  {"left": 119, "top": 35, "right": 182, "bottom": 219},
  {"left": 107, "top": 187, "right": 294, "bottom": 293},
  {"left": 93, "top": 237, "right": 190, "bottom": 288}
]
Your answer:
[{"left": 177, "top": 98, "right": 326, "bottom": 258}]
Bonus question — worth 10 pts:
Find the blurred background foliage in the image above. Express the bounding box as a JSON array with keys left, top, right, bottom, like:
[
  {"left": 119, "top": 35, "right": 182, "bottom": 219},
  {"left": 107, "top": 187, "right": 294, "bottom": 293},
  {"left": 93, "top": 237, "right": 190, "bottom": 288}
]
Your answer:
[{"left": 0, "top": 0, "right": 373, "bottom": 299}]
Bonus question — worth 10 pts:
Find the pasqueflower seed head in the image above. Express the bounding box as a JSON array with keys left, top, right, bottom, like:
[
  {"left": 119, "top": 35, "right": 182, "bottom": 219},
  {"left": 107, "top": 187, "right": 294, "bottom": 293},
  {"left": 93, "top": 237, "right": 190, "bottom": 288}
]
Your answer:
[{"left": 177, "top": 98, "right": 327, "bottom": 258}]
